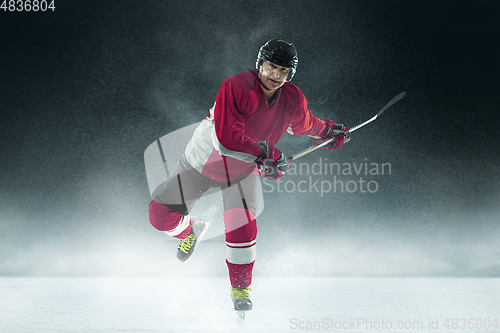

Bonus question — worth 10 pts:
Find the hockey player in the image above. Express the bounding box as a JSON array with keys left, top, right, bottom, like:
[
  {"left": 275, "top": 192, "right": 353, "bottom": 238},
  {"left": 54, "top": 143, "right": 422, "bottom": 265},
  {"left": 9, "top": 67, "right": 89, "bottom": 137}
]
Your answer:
[{"left": 148, "top": 38, "right": 350, "bottom": 315}]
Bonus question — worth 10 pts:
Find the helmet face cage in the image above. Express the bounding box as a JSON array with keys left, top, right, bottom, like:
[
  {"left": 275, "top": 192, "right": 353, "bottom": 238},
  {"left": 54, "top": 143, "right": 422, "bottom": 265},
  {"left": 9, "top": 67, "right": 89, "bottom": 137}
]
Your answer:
[{"left": 256, "top": 38, "right": 298, "bottom": 81}]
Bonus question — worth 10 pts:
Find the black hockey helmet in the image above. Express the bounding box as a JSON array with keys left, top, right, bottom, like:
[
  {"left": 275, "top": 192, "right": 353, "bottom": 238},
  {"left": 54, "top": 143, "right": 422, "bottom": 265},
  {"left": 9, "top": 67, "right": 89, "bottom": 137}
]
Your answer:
[{"left": 256, "top": 38, "right": 298, "bottom": 81}]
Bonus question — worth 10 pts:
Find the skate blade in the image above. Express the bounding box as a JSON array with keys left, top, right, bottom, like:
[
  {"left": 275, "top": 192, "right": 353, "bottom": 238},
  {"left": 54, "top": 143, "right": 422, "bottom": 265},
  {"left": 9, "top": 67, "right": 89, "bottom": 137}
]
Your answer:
[
  {"left": 199, "top": 221, "right": 210, "bottom": 242},
  {"left": 189, "top": 222, "right": 210, "bottom": 255},
  {"left": 194, "top": 221, "right": 210, "bottom": 245},
  {"left": 236, "top": 310, "right": 245, "bottom": 319}
]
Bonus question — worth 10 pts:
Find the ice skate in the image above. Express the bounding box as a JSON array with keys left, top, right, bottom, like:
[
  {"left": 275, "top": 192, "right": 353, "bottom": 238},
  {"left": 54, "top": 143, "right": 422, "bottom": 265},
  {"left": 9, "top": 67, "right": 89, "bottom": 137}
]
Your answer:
[
  {"left": 176, "top": 216, "right": 209, "bottom": 262},
  {"left": 231, "top": 287, "right": 252, "bottom": 319}
]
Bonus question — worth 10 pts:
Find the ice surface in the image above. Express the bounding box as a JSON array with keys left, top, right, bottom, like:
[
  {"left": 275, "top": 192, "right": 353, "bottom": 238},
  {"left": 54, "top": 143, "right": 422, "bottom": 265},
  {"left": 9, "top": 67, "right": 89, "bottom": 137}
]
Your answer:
[{"left": 1, "top": 277, "right": 499, "bottom": 333}]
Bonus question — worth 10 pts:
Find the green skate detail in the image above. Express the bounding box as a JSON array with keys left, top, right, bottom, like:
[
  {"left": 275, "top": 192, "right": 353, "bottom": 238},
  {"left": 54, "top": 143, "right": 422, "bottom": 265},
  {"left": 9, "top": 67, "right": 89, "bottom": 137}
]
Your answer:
[
  {"left": 231, "top": 287, "right": 252, "bottom": 317},
  {"left": 178, "top": 234, "right": 195, "bottom": 254},
  {"left": 231, "top": 287, "right": 252, "bottom": 302},
  {"left": 176, "top": 216, "right": 209, "bottom": 262}
]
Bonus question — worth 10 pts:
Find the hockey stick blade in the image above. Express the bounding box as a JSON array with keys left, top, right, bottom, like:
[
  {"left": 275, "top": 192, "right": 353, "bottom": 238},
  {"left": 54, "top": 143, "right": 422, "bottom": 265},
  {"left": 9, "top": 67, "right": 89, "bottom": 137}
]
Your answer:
[
  {"left": 348, "top": 92, "right": 406, "bottom": 134},
  {"left": 288, "top": 92, "right": 406, "bottom": 161}
]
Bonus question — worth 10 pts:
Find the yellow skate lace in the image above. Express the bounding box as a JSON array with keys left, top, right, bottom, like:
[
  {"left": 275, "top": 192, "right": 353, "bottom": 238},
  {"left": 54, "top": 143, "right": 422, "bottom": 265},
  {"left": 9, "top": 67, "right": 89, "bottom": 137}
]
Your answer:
[
  {"left": 231, "top": 287, "right": 252, "bottom": 301},
  {"left": 178, "top": 234, "right": 195, "bottom": 254}
]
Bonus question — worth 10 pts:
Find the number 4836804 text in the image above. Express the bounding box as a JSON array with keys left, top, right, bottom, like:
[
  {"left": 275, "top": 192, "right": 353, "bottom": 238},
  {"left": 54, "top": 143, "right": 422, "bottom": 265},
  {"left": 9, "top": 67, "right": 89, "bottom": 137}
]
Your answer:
[{"left": 1, "top": 0, "right": 56, "bottom": 11}]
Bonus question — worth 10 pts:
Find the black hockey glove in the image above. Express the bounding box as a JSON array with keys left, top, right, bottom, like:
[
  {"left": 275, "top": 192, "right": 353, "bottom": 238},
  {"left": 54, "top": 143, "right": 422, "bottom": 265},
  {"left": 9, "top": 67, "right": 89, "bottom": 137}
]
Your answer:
[
  {"left": 321, "top": 118, "right": 351, "bottom": 150},
  {"left": 255, "top": 141, "right": 288, "bottom": 180}
]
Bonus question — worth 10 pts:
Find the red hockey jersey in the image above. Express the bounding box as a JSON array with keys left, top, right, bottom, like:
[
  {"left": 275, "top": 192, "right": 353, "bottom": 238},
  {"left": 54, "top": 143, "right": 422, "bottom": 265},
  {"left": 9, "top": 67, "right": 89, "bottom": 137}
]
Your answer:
[{"left": 184, "top": 70, "right": 327, "bottom": 182}]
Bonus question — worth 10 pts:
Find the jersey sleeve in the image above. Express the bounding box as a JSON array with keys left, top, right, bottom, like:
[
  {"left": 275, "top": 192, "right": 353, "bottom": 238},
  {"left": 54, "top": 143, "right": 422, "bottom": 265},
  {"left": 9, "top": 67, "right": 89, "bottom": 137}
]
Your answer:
[
  {"left": 288, "top": 94, "right": 328, "bottom": 138},
  {"left": 212, "top": 79, "right": 263, "bottom": 162}
]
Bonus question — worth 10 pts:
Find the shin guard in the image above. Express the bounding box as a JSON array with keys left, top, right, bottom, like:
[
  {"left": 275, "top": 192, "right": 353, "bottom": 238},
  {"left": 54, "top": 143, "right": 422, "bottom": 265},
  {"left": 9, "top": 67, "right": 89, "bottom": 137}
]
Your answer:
[{"left": 224, "top": 208, "right": 257, "bottom": 288}]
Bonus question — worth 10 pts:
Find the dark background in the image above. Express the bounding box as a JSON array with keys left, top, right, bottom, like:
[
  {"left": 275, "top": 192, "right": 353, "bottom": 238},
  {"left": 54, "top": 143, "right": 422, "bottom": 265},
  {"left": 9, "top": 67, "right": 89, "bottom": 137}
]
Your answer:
[{"left": 1, "top": 0, "right": 499, "bottom": 277}]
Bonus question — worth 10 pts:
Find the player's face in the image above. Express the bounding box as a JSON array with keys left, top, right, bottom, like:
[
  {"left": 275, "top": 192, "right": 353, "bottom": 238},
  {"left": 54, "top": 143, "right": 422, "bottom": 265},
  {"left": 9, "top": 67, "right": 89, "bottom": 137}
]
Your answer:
[{"left": 258, "top": 61, "right": 290, "bottom": 91}]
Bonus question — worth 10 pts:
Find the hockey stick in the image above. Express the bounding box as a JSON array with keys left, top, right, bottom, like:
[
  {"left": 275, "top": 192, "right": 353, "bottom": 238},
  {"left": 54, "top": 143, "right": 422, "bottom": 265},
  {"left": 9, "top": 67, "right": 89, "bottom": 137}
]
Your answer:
[{"left": 288, "top": 92, "right": 406, "bottom": 161}]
